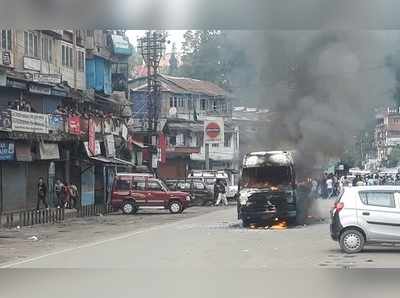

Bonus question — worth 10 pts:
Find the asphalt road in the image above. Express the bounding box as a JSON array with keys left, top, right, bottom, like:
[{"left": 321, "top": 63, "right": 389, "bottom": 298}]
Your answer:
[{"left": 2, "top": 201, "right": 400, "bottom": 269}]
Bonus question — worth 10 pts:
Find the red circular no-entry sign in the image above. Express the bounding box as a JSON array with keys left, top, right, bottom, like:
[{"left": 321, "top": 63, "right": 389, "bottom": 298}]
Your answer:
[{"left": 206, "top": 122, "right": 221, "bottom": 138}]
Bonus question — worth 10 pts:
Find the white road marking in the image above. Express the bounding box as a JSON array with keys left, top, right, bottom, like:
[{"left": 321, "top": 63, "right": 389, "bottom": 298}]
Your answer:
[
  {"left": 1, "top": 207, "right": 235, "bottom": 268},
  {"left": 0, "top": 219, "right": 182, "bottom": 268}
]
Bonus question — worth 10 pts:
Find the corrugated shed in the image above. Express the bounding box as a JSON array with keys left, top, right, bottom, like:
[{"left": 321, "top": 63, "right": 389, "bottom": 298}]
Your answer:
[
  {"left": 129, "top": 74, "right": 228, "bottom": 97},
  {"left": 161, "top": 74, "right": 227, "bottom": 97}
]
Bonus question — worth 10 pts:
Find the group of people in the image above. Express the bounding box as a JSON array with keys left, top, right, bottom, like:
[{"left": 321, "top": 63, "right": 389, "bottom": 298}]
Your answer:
[
  {"left": 55, "top": 104, "right": 114, "bottom": 120},
  {"left": 345, "top": 173, "right": 400, "bottom": 187},
  {"left": 7, "top": 99, "right": 34, "bottom": 112},
  {"left": 37, "top": 178, "right": 79, "bottom": 210}
]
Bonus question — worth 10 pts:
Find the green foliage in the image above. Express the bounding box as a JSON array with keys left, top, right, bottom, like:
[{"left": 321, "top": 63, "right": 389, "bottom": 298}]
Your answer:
[
  {"left": 177, "top": 30, "right": 253, "bottom": 92},
  {"left": 387, "top": 145, "right": 400, "bottom": 167}
]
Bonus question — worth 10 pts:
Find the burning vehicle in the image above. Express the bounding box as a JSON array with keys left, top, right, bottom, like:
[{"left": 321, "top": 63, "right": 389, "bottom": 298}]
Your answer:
[{"left": 237, "top": 151, "right": 299, "bottom": 227}]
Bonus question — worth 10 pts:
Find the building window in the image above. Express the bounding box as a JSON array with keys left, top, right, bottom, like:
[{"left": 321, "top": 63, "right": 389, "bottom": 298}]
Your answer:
[
  {"left": 169, "top": 136, "right": 176, "bottom": 146},
  {"left": 212, "top": 100, "right": 217, "bottom": 111},
  {"left": 41, "top": 36, "right": 53, "bottom": 63},
  {"left": 77, "top": 51, "right": 85, "bottom": 72},
  {"left": 24, "top": 31, "right": 39, "bottom": 57},
  {"left": 200, "top": 98, "right": 206, "bottom": 110},
  {"left": 169, "top": 97, "right": 174, "bottom": 108},
  {"left": 1, "top": 30, "right": 12, "bottom": 51},
  {"left": 173, "top": 97, "right": 177, "bottom": 107},
  {"left": 212, "top": 143, "right": 219, "bottom": 148},
  {"left": 61, "top": 44, "right": 73, "bottom": 68}
]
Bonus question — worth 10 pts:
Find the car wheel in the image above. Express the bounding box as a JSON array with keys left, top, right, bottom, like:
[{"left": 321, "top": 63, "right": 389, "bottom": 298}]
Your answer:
[
  {"left": 169, "top": 201, "right": 183, "bottom": 214},
  {"left": 122, "top": 201, "right": 138, "bottom": 215},
  {"left": 339, "top": 229, "right": 365, "bottom": 254},
  {"left": 242, "top": 219, "right": 250, "bottom": 228}
]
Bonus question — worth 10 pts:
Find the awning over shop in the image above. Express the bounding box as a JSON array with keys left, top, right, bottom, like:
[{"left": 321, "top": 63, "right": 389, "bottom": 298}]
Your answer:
[{"left": 89, "top": 155, "right": 134, "bottom": 167}]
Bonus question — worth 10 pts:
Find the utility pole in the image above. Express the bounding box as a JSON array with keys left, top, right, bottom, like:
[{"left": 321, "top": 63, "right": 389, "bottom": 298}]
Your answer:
[
  {"left": 137, "top": 31, "right": 167, "bottom": 170},
  {"left": 137, "top": 31, "right": 166, "bottom": 134}
]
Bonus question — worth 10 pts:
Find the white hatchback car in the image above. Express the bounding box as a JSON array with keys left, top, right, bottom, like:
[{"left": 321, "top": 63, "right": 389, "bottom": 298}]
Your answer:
[{"left": 330, "top": 186, "right": 400, "bottom": 253}]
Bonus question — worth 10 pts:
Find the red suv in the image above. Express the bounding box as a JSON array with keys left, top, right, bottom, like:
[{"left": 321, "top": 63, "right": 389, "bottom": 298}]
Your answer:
[{"left": 111, "top": 173, "right": 191, "bottom": 214}]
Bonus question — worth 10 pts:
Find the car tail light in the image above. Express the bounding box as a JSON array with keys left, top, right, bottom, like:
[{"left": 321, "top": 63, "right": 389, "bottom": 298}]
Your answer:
[{"left": 335, "top": 202, "right": 344, "bottom": 213}]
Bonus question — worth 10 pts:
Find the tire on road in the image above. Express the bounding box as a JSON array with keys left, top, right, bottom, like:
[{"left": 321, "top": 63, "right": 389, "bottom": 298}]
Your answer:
[
  {"left": 169, "top": 200, "right": 183, "bottom": 214},
  {"left": 122, "top": 200, "right": 138, "bottom": 215},
  {"left": 339, "top": 229, "right": 365, "bottom": 254}
]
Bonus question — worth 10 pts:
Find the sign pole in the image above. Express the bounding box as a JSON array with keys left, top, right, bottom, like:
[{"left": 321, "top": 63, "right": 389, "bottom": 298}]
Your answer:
[{"left": 205, "top": 143, "right": 210, "bottom": 170}]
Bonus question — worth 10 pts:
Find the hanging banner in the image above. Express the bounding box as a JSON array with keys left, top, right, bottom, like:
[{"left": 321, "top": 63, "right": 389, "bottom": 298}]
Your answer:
[
  {"left": 15, "top": 143, "right": 33, "bottom": 162},
  {"left": 0, "top": 110, "right": 11, "bottom": 131},
  {"left": 204, "top": 117, "right": 224, "bottom": 144},
  {"left": 0, "top": 141, "right": 14, "bottom": 160},
  {"left": 104, "top": 119, "right": 112, "bottom": 133},
  {"left": 84, "top": 141, "right": 101, "bottom": 157},
  {"left": 104, "top": 135, "right": 115, "bottom": 158},
  {"left": 11, "top": 110, "right": 49, "bottom": 133},
  {"left": 68, "top": 115, "right": 81, "bottom": 135},
  {"left": 88, "top": 119, "right": 96, "bottom": 155},
  {"left": 39, "top": 143, "right": 60, "bottom": 160},
  {"left": 48, "top": 114, "right": 64, "bottom": 131}
]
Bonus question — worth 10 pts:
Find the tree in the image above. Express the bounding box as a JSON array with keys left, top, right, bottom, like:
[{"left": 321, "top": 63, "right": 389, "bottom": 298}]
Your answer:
[
  {"left": 178, "top": 30, "right": 253, "bottom": 92},
  {"left": 168, "top": 43, "right": 178, "bottom": 75},
  {"left": 128, "top": 46, "right": 144, "bottom": 79},
  {"left": 387, "top": 145, "right": 400, "bottom": 168}
]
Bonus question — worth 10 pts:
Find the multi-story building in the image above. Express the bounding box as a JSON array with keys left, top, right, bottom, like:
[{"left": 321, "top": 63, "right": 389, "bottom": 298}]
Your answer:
[
  {"left": 0, "top": 29, "right": 133, "bottom": 213},
  {"left": 129, "top": 74, "right": 240, "bottom": 178},
  {"left": 375, "top": 107, "right": 400, "bottom": 163}
]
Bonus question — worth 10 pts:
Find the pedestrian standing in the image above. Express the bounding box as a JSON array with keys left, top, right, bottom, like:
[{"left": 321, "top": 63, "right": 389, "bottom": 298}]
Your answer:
[
  {"left": 36, "top": 177, "right": 48, "bottom": 210},
  {"left": 213, "top": 179, "right": 220, "bottom": 205},
  {"left": 68, "top": 184, "right": 79, "bottom": 209},
  {"left": 215, "top": 179, "right": 228, "bottom": 206},
  {"left": 326, "top": 175, "right": 334, "bottom": 198},
  {"left": 54, "top": 179, "right": 65, "bottom": 208}
]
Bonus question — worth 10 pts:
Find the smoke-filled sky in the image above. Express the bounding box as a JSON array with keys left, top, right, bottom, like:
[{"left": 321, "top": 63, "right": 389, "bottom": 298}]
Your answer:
[{"left": 225, "top": 30, "right": 400, "bottom": 174}]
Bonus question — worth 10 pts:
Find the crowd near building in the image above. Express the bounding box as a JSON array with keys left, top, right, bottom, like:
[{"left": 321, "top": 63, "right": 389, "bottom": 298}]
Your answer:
[{"left": 0, "top": 30, "right": 239, "bottom": 214}]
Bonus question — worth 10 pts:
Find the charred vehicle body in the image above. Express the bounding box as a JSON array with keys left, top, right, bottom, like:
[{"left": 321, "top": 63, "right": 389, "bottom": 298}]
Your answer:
[{"left": 237, "top": 151, "right": 298, "bottom": 226}]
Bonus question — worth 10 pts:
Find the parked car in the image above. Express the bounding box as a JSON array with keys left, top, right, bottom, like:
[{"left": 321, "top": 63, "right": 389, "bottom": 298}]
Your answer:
[
  {"left": 165, "top": 179, "right": 214, "bottom": 206},
  {"left": 331, "top": 185, "right": 400, "bottom": 253},
  {"left": 187, "top": 170, "right": 238, "bottom": 200},
  {"left": 111, "top": 174, "right": 191, "bottom": 215}
]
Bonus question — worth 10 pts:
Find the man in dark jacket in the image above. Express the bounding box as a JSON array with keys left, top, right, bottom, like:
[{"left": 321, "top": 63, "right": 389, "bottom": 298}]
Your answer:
[{"left": 37, "top": 177, "right": 48, "bottom": 210}]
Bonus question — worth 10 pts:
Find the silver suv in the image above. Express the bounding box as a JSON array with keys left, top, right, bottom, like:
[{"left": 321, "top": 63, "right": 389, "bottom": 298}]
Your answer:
[{"left": 331, "top": 186, "right": 400, "bottom": 253}]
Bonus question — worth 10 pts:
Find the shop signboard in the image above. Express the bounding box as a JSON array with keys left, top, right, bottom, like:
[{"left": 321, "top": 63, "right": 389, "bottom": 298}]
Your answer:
[
  {"left": 39, "top": 143, "right": 60, "bottom": 160},
  {"left": 48, "top": 114, "right": 64, "bottom": 131},
  {"left": 23, "top": 56, "right": 41, "bottom": 71},
  {"left": 29, "top": 84, "right": 52, "bottom": 95},
  {"left": 0, "top": 141, "right": 14, "bottom": 160},
  {"left": 104, "top": 135, "right": 115, "bottom": 158},
  {"left": 15, "top": 143, "right": 33, "bottom": 162},
  {"left": 84, "top": 140, "right": 101, "bottom": 157},
  {"left": 6, "top": 78, "right": 27, "bottom": 89},
  {"left": 33, "top": 73, "right": 62, "bottom": 85},
  {"left": 11, "top": 110, "right": 49, "bottom": 133},
  {"left": 68, "top": 115, "right": 81, "bottom": 135}
]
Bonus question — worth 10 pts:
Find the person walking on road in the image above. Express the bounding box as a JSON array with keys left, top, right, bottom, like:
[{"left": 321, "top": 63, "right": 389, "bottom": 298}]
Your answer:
[
  {"left": 36, "top": 177, "right": 48, "bottom": 210},
  {"left": 215, "top": 179, "right": 228, "bottom": 206},
  {"left": 54, "top": 179, "right": 65, "bottom": 208}
]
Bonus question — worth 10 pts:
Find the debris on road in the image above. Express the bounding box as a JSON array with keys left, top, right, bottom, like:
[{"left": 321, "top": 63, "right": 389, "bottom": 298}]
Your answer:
[{"left": 28, "top": 236, "right": 39, "bottom": 241}]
